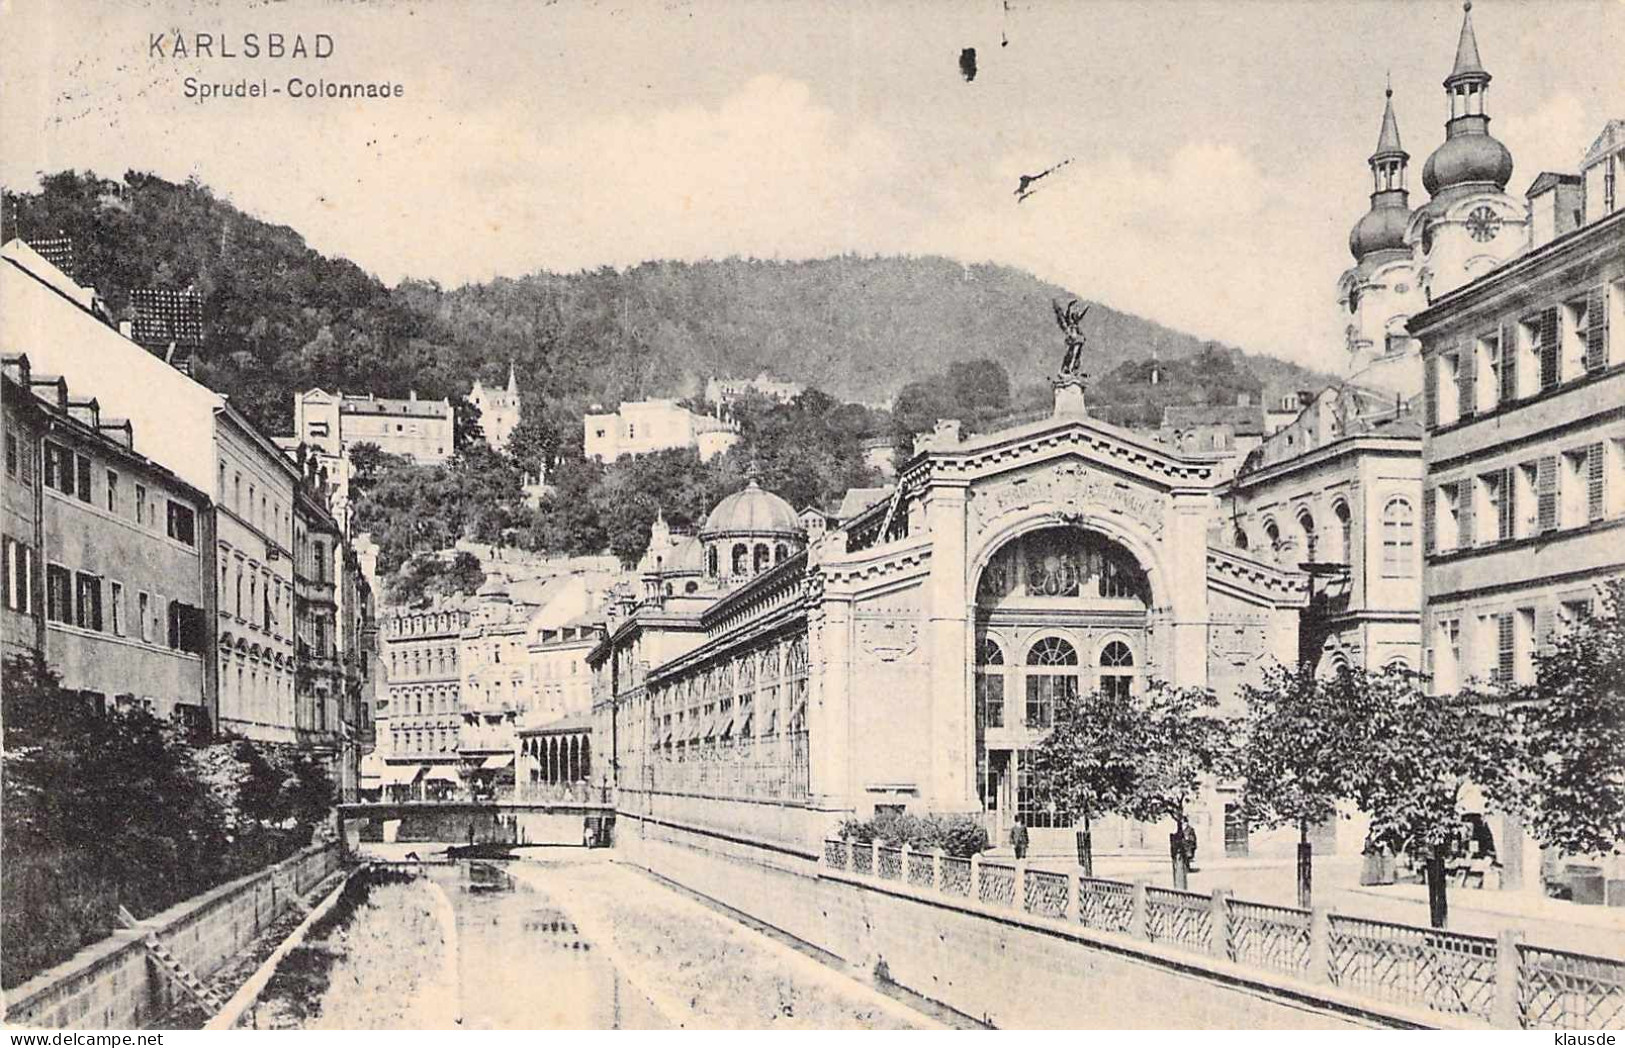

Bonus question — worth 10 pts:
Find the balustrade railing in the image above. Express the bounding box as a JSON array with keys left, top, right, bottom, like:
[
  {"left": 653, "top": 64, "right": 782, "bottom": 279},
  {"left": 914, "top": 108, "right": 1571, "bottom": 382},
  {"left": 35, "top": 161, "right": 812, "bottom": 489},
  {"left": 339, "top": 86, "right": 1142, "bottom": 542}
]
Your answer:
[
  {"left": 939, "top": 855, "right": 972, "bottom": 897},
  {"left": 819, "top": 838, "right": 1625, "bottom": 1030},
  {"left": 907, "top": 849, "right": 935, "bottom": 889},
  {"left": 1226, "top": 898, "right": 1312, "bottom": 976},
  {"left": 1328, "top": 914, "right": 1497, "bottom": 1023},
  {"left": 1023, "top": 869, "right": 1069, "bottom": 919},
  {"left": 1518, "top": 943, "right": 1625, "bottom": 1030},
  {"left": 978, "top": 862, "right": 1016, "bottom": 906},
  {"left": 1144, "top": 886, "right": 1213, "bottom": 955},
  {"left": 1077, "top": 877, "right": 1135, "bottom": 934}
]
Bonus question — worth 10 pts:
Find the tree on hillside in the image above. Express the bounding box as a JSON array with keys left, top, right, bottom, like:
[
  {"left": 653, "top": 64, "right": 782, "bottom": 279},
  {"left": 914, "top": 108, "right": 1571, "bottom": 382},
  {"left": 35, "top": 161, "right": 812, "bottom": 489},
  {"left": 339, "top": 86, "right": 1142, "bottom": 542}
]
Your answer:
[
  {"left": 452, "top": 395, "right": 485, "bottom": 452},
  {"left": 1238, "top": 664, "right": 1361, "bottom": 907},
  {"left": 347, "top": 442, "right": 405, "bottom": 498},
  {"left": 1334, "top": 666, "right": 1519, "bottom": 927},
  {"left": 1027, "top": 687, "right": 1143, "bottom": 876},
  {"left": 1515, "top": 578, "right": 1625, "bottom": 861},
  {"left": 1121, "top": 683, "right": 1234, "bottom": 890}
]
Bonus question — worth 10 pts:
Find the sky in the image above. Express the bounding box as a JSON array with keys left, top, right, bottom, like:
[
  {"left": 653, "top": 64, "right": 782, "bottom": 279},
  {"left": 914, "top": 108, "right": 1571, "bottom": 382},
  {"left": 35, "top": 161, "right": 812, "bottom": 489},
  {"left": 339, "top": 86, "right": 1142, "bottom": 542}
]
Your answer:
[{"left": 1, "top": 0, "right": 1621, "bottom": 371}]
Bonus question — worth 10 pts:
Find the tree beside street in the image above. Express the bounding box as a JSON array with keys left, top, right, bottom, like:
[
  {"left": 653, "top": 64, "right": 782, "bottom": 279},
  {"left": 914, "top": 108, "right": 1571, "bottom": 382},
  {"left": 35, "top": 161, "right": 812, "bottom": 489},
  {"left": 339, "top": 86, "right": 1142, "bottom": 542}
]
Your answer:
[
  {"left": 1332, "top": 665, "right": 1519, "bottom": 928},
  {"left": 1237, "top": 663, "right": 1363, "bottom": 908},
  {"left": 1027, "top": 687, "right": 1143, "bottom": 876},
  {"left": 1121, "top": 684, "right": 1234, "bottom": 890},
  {"left": 1514, "top": 578, "right": 1625, "bottom": 867}
]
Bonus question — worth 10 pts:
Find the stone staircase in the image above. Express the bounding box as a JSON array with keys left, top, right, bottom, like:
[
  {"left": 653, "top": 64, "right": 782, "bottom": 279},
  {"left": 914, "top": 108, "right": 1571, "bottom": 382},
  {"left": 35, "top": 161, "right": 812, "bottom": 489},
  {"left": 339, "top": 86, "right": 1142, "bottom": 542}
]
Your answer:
[{"left": 116, "top": 906, "right": 226, "bottom": 1015}]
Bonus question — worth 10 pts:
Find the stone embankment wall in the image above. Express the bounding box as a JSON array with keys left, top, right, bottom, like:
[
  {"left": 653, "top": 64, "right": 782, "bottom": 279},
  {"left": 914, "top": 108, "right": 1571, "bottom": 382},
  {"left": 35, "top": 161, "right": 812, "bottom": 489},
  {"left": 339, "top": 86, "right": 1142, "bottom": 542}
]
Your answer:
[
  {"left": 2, "top": 842, "right": 341, "bottom": 1029},
  {"left": 617, "top": 817, "right": 1376, "bottom": 1030}
]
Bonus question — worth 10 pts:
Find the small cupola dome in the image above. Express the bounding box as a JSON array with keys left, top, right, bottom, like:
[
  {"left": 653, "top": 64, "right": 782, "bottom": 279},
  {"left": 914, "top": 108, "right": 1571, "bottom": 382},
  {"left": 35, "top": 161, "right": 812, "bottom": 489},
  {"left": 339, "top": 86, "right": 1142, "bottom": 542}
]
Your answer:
[
  {"left": 700, "top": 478, "right": 801, "bottom": 538},
  {"left": 1421, "top": 2, "right": 1514, "bottom": 197},
  {"left": 1350, "top": 84, "right": 1413, "bottom": 262}
]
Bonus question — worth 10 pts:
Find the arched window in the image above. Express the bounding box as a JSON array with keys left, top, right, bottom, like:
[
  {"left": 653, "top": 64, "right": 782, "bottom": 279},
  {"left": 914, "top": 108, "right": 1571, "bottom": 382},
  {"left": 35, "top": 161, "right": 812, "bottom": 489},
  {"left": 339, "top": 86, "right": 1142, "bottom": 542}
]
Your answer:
[
  {"left": 1382, "top": 499, "right": 1415, "bottom": 577},
  {"left": 1263, "top": 518, "right": 1282, "bottom": 555},
  {"left": 1098, "top": 640, "right": 1136, "bottom": 700},
  {"left": 1024, "top": 636, "right": 1077, "bottom": 730},
  {"left": 754, "top": 543, "right": 770, "bottom": 573},
  {"left": 706, "top": 546, "right": 719, "bottom": 577},
  {"left": 731, "top": 543, "right": 748, "bottom": 575},
  {"left": 1334, "top": 500, "right": 1353, "bottom": 563},
  {"left": 976, "top": 637, "right": 1005, "bottom": 729},
  {"left": 775, "top": 543, "right": 789, "bottom": 564},
  {"left": 1297, "top": 510, "right": 1317, "bottom": 562},
  {"left": 1232, "top": 526, "right": 1249, "bottom": 551}
]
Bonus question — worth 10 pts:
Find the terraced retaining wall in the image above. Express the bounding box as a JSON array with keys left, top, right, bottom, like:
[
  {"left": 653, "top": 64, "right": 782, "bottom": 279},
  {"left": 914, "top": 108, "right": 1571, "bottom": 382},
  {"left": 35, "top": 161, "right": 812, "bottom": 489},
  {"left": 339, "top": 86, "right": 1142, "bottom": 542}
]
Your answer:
[
  {"left": 617, "top": 816, "right": 1383, "bottom": 1030},
  {"left": 2, "top": 842, "right": 341, "bottom": 1029}
]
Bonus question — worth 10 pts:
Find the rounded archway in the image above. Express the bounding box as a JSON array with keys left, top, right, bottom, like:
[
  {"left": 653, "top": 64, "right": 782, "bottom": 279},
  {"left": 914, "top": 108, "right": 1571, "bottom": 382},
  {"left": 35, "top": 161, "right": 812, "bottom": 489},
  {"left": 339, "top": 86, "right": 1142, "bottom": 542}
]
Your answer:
[{"left": 970, "top": 523, "right": 1154, "bottom": 832}]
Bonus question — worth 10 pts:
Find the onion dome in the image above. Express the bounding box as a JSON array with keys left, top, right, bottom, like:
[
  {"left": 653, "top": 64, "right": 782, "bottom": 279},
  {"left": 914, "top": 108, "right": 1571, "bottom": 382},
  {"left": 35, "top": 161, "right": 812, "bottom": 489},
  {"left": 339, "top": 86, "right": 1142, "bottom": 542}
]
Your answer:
[
  {"left": 1350, "top": 85, "right": 1413, "bottom": 262},
  {"left": 1421, "top": 2, "right": 1513, "bottom": 196},
  {"left": 700, "top": 478, "right": 800, "bottom": 538}
]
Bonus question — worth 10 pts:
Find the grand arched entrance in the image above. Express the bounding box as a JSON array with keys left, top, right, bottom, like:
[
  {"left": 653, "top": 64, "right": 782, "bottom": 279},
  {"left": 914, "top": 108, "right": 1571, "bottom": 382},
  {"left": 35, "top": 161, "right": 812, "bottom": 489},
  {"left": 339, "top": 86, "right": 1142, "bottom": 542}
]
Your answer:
[{"left": 972, "top": 525, "right": 1152, "bottom": 838}]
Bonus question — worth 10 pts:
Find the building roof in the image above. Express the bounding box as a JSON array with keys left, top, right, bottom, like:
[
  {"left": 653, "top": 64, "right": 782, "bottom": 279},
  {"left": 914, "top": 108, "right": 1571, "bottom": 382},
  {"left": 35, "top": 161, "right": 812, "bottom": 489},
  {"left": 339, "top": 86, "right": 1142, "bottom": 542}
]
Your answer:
[
  {"left": 700, "top": 478, "right": 800, "bottom": 537},
  {"left": 1373, "top": 86, "right": 1404, "bottom": 159},
  {"left": 1526, "top": 171, "right": 1582, "bottom": 198},
  {"left": 1583, "top": 119, "right": 1625, "bottom": 168},
  {"left": 1161, "top": 404, "right": 1266, "bottom": 436},
  {"left": 835, "top": 486, "right": 892, "bottom": 522},
  {"left": 1447, "top": 1, "right": 1487, "bottom": 83}
]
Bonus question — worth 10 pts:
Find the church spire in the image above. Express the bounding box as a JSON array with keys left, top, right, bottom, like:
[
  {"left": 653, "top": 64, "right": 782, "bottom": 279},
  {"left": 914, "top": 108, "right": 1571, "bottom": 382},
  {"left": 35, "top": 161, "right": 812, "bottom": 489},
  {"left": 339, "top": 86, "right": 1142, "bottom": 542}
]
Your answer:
[
  {"left": 506, "top": 360, "right": 517, "bottom": 395},
  {"left": 1350, "top": 83, "right": 1411, "bottom": 262},
  {"left": 1448, "top": 1, "right": 1487, "bottom": 84}
]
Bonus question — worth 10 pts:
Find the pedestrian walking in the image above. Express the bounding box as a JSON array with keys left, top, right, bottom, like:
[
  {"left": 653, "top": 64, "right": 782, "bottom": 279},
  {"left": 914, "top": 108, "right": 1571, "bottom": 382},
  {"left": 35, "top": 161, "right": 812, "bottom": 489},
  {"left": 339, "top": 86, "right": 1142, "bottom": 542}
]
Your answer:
[{"left": 1011, "top": 818, "right": 1029, "bottom": 860}]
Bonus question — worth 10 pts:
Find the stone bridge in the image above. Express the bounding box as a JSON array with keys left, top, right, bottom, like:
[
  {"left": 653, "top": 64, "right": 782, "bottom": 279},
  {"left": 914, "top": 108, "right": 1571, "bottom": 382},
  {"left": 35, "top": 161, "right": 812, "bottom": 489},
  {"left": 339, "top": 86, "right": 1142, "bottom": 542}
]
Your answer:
[{"left": 338, "top": 799, "right": 616, "bottom": 849}]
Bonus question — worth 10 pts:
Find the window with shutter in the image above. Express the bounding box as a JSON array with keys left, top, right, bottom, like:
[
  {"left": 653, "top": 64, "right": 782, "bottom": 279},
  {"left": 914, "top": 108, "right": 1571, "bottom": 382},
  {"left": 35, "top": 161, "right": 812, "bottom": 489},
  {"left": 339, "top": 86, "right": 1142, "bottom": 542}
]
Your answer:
[
  {"left": 1498, "top": 467, "right": 1515, "bottom": 541},
  {"left": 1456, "top": 480, "right": 1474, "bottom": 551},
  {"left": 1589, "top": 442, "right": 1606, "bottom": 523},
  {"left": 1496, "top": 612, "right": 1515, "bottom": 684},
  {"left": 1539, "top": 306, "right": 1561, "bottom": 389},
  {"left": 1587, "top": 286, "right": 1610, "bottom": 372},
  {"left": 1500, "top": 320, "right": 1519, "bottom": 403},
  {"left": 1423, "top": 487, "right": 1436, "bottom": 555},
  {"left": 1425, "top": 354, "right": 1439, "bottom": 429},
  {"left": 1537, "top": 455, "right": 1558, "bottom": 532},
  {"left": 1458, "top": 339, "right": 1477, "bottom": 417}
]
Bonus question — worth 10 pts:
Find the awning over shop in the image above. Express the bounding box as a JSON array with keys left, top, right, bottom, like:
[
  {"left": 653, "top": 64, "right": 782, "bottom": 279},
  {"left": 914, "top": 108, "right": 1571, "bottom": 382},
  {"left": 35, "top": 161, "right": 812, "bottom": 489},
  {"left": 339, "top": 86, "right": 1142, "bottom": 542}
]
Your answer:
[
  {"left": 380, "top": 763, "right": 426, "bottom": 786},
  {"left": 482, "top": 753, "right": 515, "bottom": 770},
  {"left": 424, "top": 765, "right": 462, "bottom": 784},
  {"left": 717, "top": 710, "right": 736, "bottom": 739}
]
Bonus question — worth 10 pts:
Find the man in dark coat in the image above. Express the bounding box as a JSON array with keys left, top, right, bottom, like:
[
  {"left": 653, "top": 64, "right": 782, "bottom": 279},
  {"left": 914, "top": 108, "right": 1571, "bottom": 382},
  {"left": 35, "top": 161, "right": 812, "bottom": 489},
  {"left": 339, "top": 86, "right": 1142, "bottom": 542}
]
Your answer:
[{"left": 1011, "top": 819, "right": 1030, "bottom": 860}]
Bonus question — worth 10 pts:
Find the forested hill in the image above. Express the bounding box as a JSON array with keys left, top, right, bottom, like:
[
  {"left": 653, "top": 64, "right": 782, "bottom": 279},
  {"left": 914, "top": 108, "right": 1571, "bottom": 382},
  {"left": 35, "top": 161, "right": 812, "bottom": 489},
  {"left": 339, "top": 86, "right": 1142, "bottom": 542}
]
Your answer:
[{"left": 4, "top": 171, "right": 1332, "bottom": 434}]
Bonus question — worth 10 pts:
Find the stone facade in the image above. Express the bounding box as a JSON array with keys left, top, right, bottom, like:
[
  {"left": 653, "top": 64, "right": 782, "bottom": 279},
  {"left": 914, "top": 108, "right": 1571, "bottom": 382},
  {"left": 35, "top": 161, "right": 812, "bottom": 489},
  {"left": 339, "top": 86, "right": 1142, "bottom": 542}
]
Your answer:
[{"left": 592, "top": 396, "right": 1308, "bottom": 857}]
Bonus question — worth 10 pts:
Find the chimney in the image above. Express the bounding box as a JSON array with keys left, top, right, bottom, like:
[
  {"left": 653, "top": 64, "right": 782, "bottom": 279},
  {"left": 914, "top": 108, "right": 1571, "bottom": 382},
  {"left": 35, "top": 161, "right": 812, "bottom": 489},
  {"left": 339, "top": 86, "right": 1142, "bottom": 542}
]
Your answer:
[
  {"left": 409, "top": 389, "right": 417, "bottom": 402},
  {"left": 1526, "top": 172, "right": 1583, "bottom": 249}
]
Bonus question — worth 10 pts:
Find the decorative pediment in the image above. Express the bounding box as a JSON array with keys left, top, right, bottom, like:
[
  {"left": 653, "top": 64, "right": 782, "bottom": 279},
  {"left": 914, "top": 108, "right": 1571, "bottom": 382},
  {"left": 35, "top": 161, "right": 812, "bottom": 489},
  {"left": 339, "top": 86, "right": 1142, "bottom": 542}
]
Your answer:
[{"left": 967, "top": 459, "right": 1168, "bottom": 540}]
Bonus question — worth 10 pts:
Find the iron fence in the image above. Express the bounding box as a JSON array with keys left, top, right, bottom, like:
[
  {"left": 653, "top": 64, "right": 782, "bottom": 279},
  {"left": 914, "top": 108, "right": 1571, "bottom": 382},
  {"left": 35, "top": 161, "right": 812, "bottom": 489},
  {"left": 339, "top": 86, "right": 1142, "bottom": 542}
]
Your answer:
[
  {"left": 852, "top": 842, "right": 873, "bottom": 876},
  {"left": 1023, "top": 869, "right": 1069, "bottom": 919},
  {"left": 1227, "top": 898, "right": 1312, "bottom": 977},
  {"left": 823, "top": 838, "right": 850, "bottom": 871},
  {"left": 907, "top": 849, "right": 936, "bottom": 888},
  {"left": 1077, "top": 877, "right": 1135, "bottom": 935},
  {"left": 877, "top": 845, "right": 904, "bottom": 881},
  {"left": 940, "top": 855, "right": 972, "bottom": 897},
  {"left": 979, "top": 862, "right": 1017, "bottom": 907},
  {"left": 1518, "top": 943, "right": 1625, "bottom": 1030},
  {"left": 1328, "top": 914, "right": 1497, "bottom": 1023},
  {"left": 1145, "top": 886, "right": 1212, "bottom": 955}
]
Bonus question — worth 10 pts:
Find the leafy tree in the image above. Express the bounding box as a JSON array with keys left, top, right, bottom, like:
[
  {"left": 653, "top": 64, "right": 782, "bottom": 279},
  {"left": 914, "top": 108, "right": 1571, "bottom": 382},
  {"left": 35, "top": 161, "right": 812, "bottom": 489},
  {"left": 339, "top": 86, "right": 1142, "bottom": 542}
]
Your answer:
[
  {"left": 1516, "top": 578, "right": 1625, "bottom": 860},
  {"left": 347, "top": 441, "right": 404, "bottom": 498},
  {"left": 1238, "top": 663, "right": 1361, "bottom": 907},
  {"left": 1121, "top": 683, "right": 1234, "bottom": 889},
  {"left": 1334, "top": 666, "right": 1519, "bottom": 927},
  {"left": 1027, "top": 687, "right": 1143, "bottom": 875},
  {"left": 452, "top": 395, "right": 485, "bottom": 452}
]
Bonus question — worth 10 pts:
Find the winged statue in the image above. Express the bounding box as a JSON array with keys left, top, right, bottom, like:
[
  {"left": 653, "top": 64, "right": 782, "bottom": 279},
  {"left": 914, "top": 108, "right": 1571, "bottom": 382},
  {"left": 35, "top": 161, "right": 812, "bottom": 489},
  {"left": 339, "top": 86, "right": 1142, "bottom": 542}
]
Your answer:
[{"left": 1051, "top": 298, "right": 1091, "bottom": 378}]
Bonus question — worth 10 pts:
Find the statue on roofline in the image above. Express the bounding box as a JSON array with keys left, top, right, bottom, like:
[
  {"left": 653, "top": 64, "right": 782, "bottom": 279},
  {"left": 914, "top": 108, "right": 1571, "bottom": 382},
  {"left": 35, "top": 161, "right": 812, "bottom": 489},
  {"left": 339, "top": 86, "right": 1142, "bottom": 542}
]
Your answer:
[{"left": 1051, "top": 298, "right": 1092, "bottom": 380}]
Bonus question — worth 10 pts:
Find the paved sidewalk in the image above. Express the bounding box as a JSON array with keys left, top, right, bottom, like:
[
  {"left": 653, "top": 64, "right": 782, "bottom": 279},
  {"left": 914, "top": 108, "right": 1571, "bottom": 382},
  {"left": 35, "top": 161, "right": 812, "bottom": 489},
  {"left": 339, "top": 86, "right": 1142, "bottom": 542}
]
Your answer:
[{"left": 1014, "top": 850, "right": 1625, "bottom": 960}]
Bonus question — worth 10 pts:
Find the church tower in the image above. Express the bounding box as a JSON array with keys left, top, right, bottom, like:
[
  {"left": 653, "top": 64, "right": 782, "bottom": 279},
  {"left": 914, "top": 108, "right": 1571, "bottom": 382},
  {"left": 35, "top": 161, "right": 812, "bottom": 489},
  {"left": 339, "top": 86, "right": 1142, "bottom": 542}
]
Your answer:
[
  {"left": 468, "top": 362, "right": 523, "bottom": 452},
  {"left": 1339, "top": 80, "right": 1428, "bottom": 395},
  {"left": 1409, "top": 1, "right": 1526, "bottom": 301}
]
